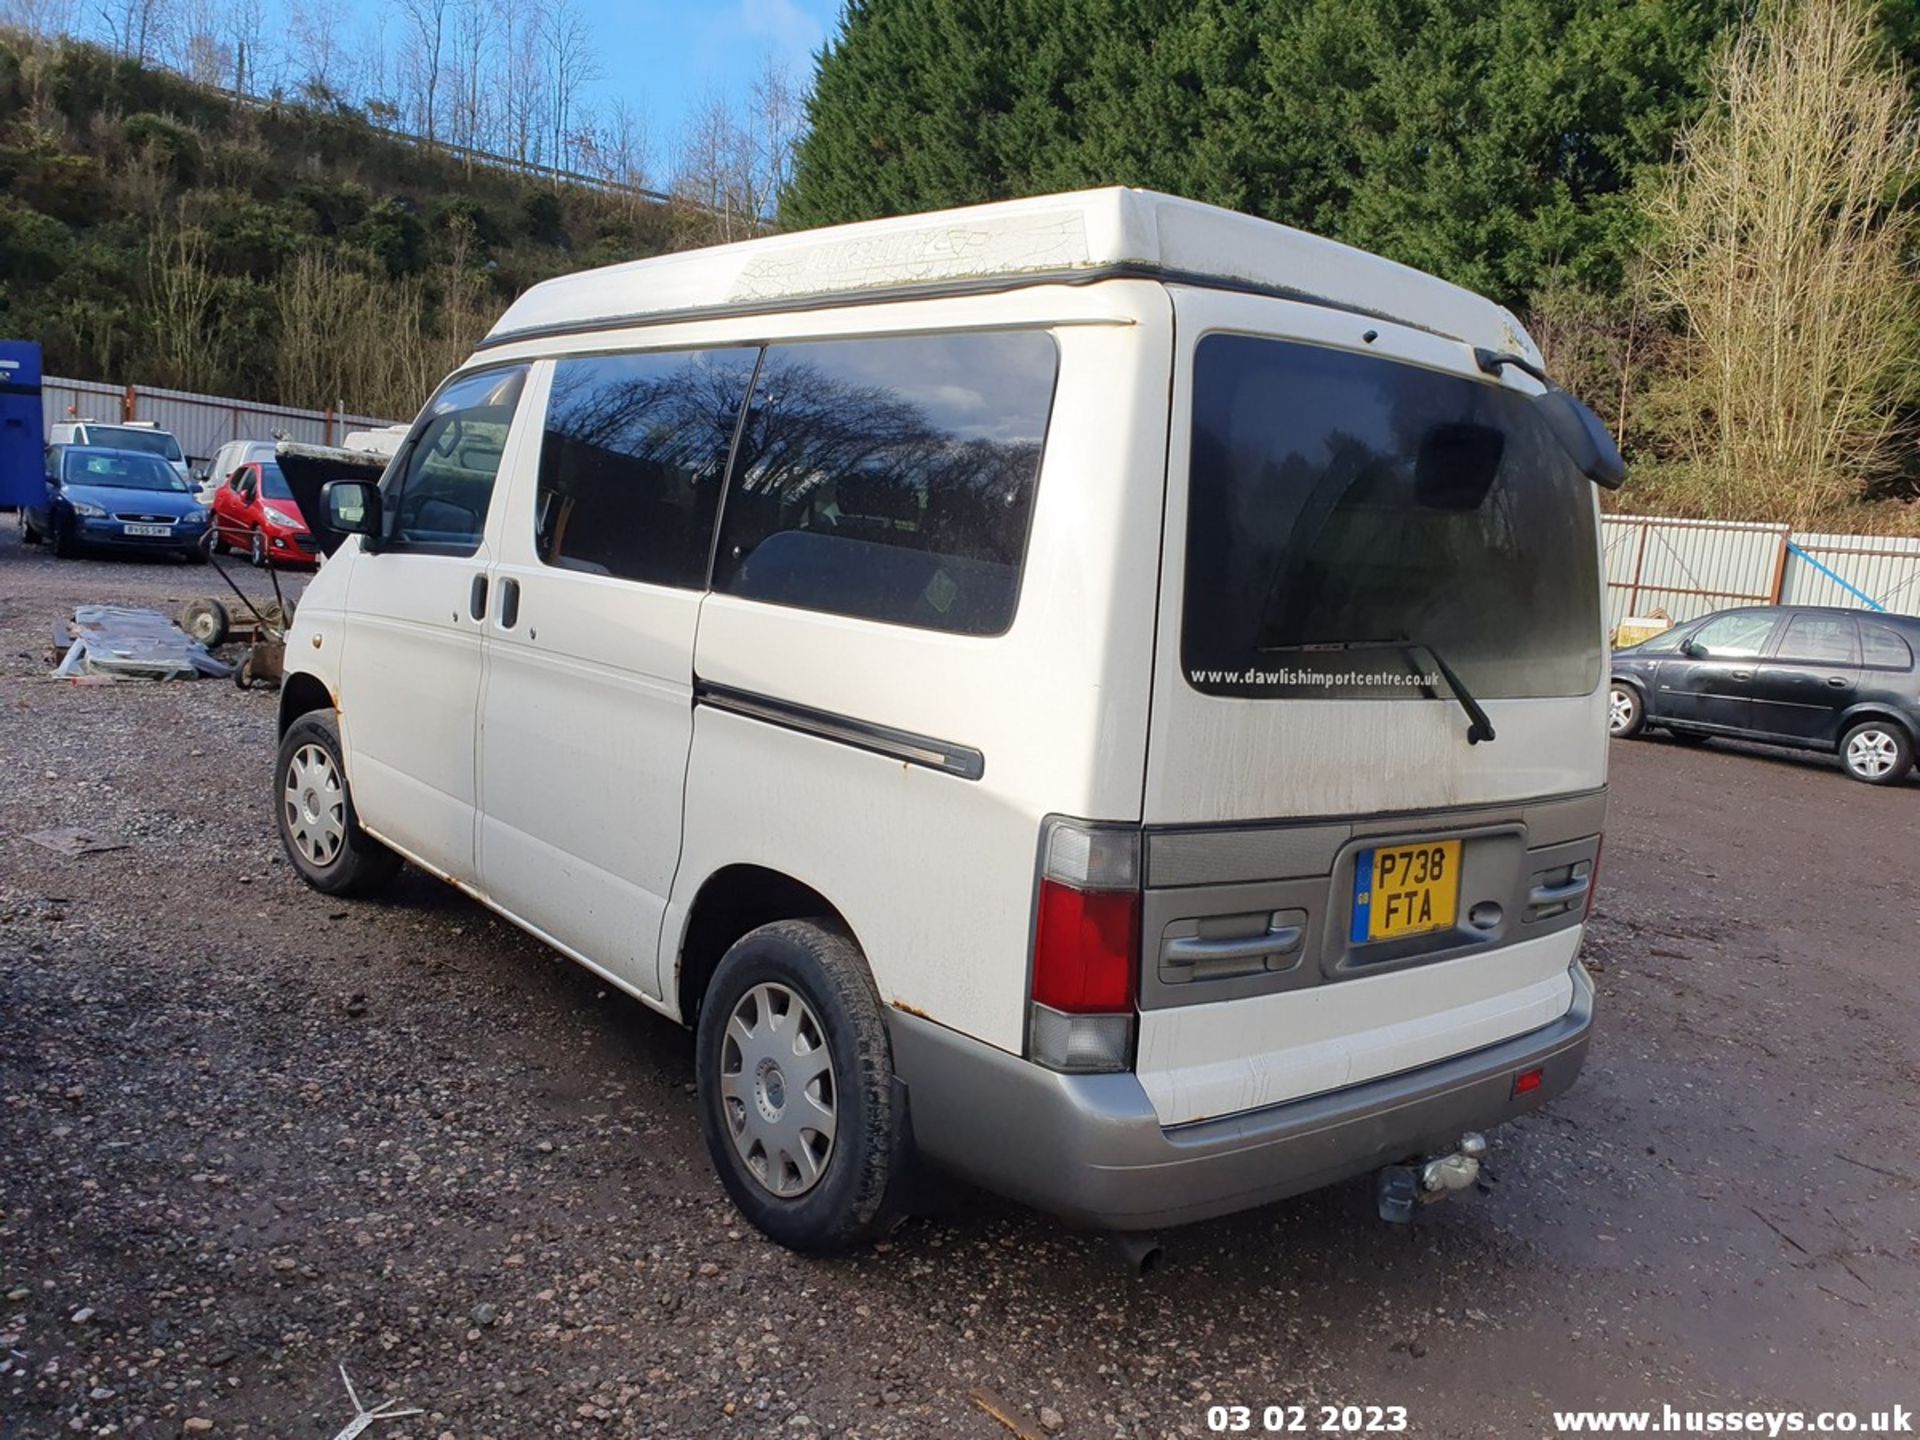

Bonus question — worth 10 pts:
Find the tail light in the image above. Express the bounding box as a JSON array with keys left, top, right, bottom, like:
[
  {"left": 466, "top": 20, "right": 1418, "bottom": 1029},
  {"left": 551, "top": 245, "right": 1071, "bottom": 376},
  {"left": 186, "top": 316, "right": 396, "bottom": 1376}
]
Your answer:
[{"left": 1027, "top": 819, "right": 1140, "bottom": 1073}]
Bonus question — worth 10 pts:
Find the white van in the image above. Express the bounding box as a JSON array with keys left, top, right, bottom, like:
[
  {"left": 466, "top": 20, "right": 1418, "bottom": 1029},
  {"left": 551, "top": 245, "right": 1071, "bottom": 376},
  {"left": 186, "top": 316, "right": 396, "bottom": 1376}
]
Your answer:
[
  {"left": 49, "top": 420, "right": 191, "bottom": 482},
  {"left": 274, "top": 189, "right": 1618, "bottom": 1251}
]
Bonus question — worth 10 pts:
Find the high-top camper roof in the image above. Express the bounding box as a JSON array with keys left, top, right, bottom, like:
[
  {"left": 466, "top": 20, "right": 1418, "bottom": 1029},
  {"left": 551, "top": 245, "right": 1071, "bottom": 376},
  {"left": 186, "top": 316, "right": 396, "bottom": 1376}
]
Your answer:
[{"left": 480, "top": 187, "right": 1537, "bottom": 359}]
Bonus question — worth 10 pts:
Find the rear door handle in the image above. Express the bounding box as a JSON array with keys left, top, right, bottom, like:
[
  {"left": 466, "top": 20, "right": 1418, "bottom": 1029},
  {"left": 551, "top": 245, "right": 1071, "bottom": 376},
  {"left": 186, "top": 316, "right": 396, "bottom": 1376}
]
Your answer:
[
  {"left": 1730, "top": 669, "right": 1753, "bottom": 681},
  {"left": 1162, "top": 926, "right": 1304, "bottom": 967},
  {"left": 1826, "top": 675, "right": 1850, "bottom": 688},
  {"left": 469, "top": 573, "right": 488, "bottom": 621},
  {"left": 497, "top": 577, "right": 521, "bottom": 630}
]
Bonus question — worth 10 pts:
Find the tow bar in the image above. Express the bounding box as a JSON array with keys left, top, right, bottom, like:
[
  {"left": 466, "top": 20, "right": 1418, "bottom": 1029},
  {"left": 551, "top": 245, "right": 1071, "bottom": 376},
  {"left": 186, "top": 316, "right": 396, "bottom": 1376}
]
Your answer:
[{"left": 1375, "top": 1132, "right": 1488, "bottom": 1223}]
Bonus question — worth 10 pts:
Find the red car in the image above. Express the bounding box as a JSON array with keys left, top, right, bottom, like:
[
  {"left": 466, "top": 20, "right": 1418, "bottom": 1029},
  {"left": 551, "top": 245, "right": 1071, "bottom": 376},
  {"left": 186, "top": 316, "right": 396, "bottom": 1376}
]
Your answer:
[{"left": 210, "top": 460, "right": 320, "bottom": 568}]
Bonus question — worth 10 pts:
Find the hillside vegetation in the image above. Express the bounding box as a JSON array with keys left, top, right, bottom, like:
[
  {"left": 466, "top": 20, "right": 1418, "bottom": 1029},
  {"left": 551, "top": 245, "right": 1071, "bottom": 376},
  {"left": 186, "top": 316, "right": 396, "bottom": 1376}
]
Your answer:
[{"left": 0, "top": 32, "right": 695, "bottom": 418}]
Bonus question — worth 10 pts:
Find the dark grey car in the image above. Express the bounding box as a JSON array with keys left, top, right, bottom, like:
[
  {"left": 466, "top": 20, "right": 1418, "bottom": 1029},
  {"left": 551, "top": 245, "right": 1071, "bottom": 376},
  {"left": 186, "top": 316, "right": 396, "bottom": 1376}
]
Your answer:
[{"left": 1609, "top": 605, "right": 1920, "bottom": 785}]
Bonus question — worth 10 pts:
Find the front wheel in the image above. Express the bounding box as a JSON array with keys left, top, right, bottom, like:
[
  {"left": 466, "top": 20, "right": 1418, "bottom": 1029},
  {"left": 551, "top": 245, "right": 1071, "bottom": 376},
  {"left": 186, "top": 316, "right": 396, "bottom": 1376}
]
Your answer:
[
  {"left": 250, "top": 528, "right": 268, "bottom": 568},
  {"left": 1608, "top": 683, "right": 1645, "bottom": 738},
  {"left": 274, "top": 711, "right": 402, "bottom": 895},
  {"left": 51, "top": 519, "right": 80, "bottom": 559},
  {"left": 1840, "top": 720, "right": 1914, "bottom": 786},
  {"left": 695, "top": 920, "right": 905, "bottom": 1252}
]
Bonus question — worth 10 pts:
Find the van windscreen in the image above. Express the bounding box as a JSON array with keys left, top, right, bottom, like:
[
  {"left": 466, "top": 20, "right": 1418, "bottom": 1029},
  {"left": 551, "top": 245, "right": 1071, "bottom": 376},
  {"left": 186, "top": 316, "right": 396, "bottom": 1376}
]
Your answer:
[{"left": 1182, "top": 334, "right": 1601, "bottom": 701}]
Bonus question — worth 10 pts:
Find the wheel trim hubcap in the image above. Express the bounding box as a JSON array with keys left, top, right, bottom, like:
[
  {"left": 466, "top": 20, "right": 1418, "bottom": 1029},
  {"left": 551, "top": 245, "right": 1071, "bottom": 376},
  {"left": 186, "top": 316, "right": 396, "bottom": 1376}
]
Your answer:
[
  {"left": 1847, "top": 730, "right": 1897, "bottom": 778},
  {"left": 1608, "top": 688, "right": 1634, "bottom": 732},
  {"left": 718, "top": 982, "right": 836, "bottom": 1198},
  {"left": 283, "top": 744, "right": 346, "bottom": 866}
]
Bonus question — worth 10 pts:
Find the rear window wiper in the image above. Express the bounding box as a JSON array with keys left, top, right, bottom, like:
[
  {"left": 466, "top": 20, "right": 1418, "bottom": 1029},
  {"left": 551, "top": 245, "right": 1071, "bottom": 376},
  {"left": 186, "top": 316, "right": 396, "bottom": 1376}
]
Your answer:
[
  {"left": 1253, "top": 637, "right": 1496, "bottom": 745},
  {"left": 1399, "top": 637, "right": 1496, "bottom": 746}
]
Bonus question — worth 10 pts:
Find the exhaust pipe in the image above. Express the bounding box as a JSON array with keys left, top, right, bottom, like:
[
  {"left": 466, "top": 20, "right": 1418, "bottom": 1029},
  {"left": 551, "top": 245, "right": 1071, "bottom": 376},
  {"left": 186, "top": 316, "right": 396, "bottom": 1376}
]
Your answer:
[
  {"left": 1109, "top": 1233, "right": 1165, "bottom": 1277},
  {"left": 1377, "top": 1132, "right": 1488, "bottom": 1224}
]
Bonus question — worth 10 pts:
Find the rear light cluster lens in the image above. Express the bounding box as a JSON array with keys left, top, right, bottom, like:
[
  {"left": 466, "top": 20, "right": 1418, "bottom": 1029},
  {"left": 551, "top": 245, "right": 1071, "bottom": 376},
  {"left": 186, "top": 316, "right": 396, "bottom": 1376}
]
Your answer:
[{"left": 1028, "top": 819, "right": 1141, "bottom": 1074}]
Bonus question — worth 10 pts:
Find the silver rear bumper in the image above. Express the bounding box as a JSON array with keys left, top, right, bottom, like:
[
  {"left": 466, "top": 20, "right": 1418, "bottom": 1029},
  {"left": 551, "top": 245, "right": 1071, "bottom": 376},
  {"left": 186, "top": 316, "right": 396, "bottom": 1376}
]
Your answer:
[{"left": 889, "top": 964, "right": 1594, "bottom": 1230}]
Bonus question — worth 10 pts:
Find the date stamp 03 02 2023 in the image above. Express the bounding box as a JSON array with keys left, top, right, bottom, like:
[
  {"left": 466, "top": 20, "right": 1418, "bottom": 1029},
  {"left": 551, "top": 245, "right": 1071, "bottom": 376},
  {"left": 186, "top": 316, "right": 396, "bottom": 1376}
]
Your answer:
[{"left": 1207, "top": 1404, "right": 1412, "bottom": 1434}]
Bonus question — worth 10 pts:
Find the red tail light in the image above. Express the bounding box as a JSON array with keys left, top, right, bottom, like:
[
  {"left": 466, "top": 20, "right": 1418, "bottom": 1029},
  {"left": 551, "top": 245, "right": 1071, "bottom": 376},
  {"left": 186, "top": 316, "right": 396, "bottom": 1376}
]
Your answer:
[
  {"left": 1033, "top": 879, "right": 1139, "bottom": 1013},
  {"left": 1027, "top": 820, "right": 1141, "bottom": 1073}
]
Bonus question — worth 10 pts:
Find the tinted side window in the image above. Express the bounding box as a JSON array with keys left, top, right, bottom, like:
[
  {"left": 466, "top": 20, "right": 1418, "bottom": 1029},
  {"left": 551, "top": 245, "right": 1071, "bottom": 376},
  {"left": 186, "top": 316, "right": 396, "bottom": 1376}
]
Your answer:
[
  {"left": 536, "top": 348, "right": 757, "bottom": 587},
  {"left": 713, "top": 331, "right": 1058, "bottom": 637},
  {"left": 384, "top": 366, "right": 529, "bottom": 556},
  {"left": 1691, "top": 612, "right": 1776, "bottom": 657},
  {"left": 1862, "top": 623, "right": 1915, "bottom": 670},
  {"left": 1776, "top": 614, "right": 1858, "bottom": 664}
]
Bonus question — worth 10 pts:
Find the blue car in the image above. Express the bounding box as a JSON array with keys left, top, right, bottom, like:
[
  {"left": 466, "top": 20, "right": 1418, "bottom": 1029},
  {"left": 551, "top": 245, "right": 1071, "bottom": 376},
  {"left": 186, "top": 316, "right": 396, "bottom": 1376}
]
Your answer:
[{"left": 23, "top": 445, "right": 211, "bottom": 562}]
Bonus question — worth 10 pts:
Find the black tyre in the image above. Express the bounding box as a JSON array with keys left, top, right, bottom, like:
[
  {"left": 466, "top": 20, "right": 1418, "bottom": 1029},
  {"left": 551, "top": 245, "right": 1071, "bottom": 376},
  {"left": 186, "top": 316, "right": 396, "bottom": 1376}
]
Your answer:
[
  {"left": 177, "top": 597, "right": 231, "bottom": 648},
  {"left": 274, "top": 710, "right": 401, "bottom": 896},
  {"left": 250, "top": 528, "right": 268, "bottom": 567},
  {"left": 1607, "top": 683, "right": 1645, "bottom": 738},
  {"left": 1840, "top": 719, "right": 1914, "bottom": 786},
  {"left": 51, "top": 519, "right": 80, "bottom": 559},
  {"left": 20, "top": 513, "right": 40, "bottom": 545},
  {"left": 695, "top": 920, "right": 905, "bottom": 1252},
  {"left": 212, "top": 529, "right": 231, "bottom": 556}
]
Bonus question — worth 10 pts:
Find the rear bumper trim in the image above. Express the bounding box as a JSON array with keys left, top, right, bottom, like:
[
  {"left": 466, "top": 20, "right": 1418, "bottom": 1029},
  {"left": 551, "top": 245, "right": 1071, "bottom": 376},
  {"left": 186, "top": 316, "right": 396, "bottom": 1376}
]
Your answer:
[{"left": 890, "top": 965, "right": 1593, "bottom": 1230}]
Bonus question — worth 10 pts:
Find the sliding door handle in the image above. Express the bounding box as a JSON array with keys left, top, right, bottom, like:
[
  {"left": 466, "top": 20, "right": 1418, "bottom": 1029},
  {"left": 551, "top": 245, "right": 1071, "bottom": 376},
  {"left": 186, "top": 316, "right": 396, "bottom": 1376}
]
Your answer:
[
  {"left": 469, "top": 573, "right": 488, "bottom": 621},
  {"left": 498, "top": 577, "right": 521, "bottom": 630}
]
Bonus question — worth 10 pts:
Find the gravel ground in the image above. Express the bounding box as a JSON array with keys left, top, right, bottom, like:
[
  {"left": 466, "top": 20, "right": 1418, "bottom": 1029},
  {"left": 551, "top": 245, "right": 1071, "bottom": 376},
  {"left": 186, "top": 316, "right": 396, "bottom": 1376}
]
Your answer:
[{"left": 2, "top": 526, "right": 1917, "bottom": 1440}]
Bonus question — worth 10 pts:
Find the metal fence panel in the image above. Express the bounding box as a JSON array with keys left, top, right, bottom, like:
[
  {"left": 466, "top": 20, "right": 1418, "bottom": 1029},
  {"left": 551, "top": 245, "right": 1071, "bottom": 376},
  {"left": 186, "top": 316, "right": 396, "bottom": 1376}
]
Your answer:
[
  {"left": 42, "top": 376, "right": 399, "bottom": 466},
  {"left": 1600, "top": 515, "right": 1788, "bottom": 630},
  {"left": 1781, "top": 531, "right": 1920, "bottom": 616}
]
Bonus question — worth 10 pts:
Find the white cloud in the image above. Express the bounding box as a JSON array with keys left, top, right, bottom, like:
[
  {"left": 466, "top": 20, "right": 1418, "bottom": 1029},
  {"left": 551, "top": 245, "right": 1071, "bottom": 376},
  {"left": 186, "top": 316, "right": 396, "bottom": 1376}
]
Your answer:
[{"left": 738, "top": 0, "right": 828, "bottom": 65}]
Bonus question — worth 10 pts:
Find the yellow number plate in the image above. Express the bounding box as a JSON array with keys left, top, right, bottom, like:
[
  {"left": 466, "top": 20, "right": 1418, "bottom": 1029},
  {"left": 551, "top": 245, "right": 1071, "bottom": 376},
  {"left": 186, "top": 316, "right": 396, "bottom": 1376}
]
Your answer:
[{"left": 1351, "top": 840, "right": 1463, "bottom": 943}]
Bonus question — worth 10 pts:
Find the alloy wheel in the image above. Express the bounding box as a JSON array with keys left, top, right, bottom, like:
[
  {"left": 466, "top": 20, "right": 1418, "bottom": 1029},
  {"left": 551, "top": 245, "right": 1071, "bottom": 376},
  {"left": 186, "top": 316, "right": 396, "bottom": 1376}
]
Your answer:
[
  {"left": 1608, "top": 686, "right": 1637, "bottom": 735},
  {"left": 1845, "top": 728, "right": 1899, "bottom": 780}
]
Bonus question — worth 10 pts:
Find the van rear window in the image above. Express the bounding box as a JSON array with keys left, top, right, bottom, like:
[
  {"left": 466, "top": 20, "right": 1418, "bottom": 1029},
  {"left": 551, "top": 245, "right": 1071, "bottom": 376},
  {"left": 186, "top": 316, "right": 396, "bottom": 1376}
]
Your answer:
[
  {"left": 1182, "top": 335, "right": 1602, "bottom": 700},
  {"left": 712, "top": 330, "right": 1057, "bottom": 637}
]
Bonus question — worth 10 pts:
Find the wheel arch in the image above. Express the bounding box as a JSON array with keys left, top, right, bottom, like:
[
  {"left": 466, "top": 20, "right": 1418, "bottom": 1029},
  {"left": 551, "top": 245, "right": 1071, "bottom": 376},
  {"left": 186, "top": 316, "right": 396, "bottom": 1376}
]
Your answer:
[
  {"left": 1838, "top": 704, "right": 1919, "bottom": 744},
  {"left": 673, "top": 865, "right": 860, "bottom": 1028},
  {"left": 278, "top": 671, "right": 334, "bottom": 737}
]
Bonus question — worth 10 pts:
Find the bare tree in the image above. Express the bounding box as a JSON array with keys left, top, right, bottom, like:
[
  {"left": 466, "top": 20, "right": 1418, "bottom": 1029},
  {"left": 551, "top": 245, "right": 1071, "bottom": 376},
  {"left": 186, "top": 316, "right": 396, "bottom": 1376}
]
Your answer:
[
  {"left": 289, "top": 0, "right": 348, "bottom": 101},
  {"left": 399, "top": 0, "right": 451, "bottom": 145},
  {"left": 670, "top": 60, "right": 804, "bottom": 245},
  {"left": 97, "top": 0, "right": 170, "bottom": 63},
  {"left": 495, "top": 0, "right": 548, "bottom": 167},
  {"left": 0, "top": 0, "right": 80, "bottom": 42},
  {"left": 541, "top": 0, "right": 597, "bottom": 173},
  {"left": 1650, "top": 0, "right": 1920, "bottom": 525},
  {"left": 447, "top": 0, "right": 493, "bottom": 160}
]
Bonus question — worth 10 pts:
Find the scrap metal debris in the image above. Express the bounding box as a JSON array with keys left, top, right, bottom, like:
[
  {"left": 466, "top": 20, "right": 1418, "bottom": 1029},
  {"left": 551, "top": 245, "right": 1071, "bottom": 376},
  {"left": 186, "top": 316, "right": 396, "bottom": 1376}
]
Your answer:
[
  {"left": 51, "top": 606, "right": 232, "bottom": 682},
  {"left": 23, "top": 828, "right": 129, "bottom": 858},
  {"left": 327, "top": 1364, "right": 422, "bottom": 1439}
]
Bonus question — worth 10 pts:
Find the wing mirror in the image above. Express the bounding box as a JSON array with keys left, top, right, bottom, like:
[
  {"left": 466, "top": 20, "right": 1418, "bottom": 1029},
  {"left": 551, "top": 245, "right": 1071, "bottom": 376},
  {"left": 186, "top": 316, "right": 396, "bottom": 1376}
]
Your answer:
[
  {"left": 1680, "top": 638, "right": 1703, "bottom": 658},
  {"left": 322, "top": 480, "right": 382, "bottom": 543}
]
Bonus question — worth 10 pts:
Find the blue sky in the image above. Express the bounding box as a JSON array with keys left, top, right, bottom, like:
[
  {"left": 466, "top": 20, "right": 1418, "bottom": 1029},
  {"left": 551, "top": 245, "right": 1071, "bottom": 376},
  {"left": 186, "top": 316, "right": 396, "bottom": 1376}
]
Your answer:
[{"left": 554, "top": 0, "right": 840, "bottom": 148}]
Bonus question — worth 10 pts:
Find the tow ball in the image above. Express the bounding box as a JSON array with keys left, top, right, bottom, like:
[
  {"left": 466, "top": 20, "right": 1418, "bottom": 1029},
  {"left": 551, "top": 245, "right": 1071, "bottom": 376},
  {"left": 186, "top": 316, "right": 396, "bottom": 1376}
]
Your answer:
[{"left": 1375, "top": 1132, "right": 1488, "bottom": 1223}]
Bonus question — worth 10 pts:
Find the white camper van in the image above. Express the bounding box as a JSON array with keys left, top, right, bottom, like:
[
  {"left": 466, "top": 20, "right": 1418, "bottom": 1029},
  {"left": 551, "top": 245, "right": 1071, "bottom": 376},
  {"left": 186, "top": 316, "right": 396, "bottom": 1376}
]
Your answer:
[{"left": 274, "top": 189, "right": 1617, "bottom": 1251}]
